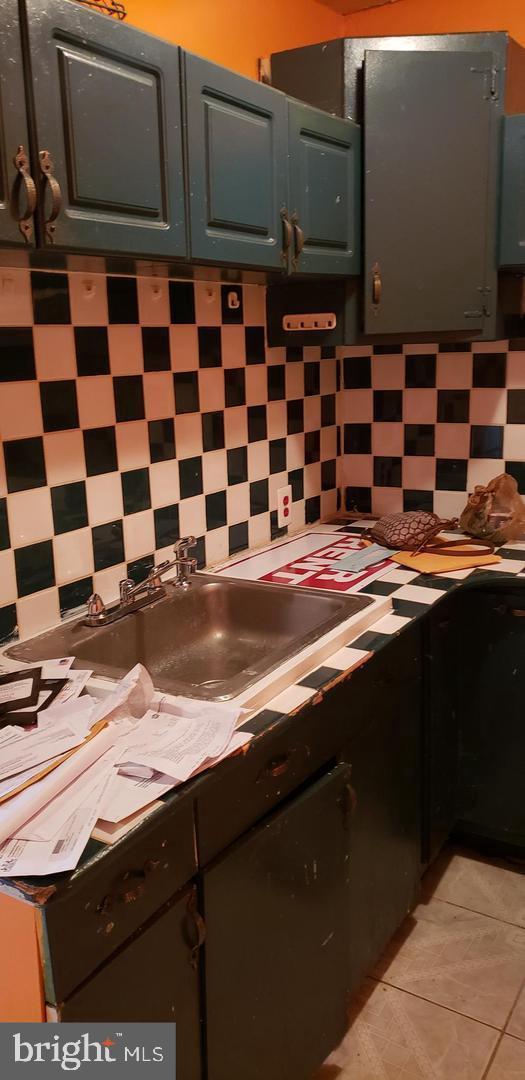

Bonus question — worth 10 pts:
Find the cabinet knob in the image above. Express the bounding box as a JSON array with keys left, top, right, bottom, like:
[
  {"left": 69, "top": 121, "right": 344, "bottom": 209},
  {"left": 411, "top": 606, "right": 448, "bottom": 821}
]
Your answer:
[
  {"left": 372, "top": 263, "right": 382, "bottom": 307},
  {"left": 280, "top": 207, "right": 292, "bottom": 267},
  {"left": 291, "top": 211, "right": 305, "bottom": 271}
]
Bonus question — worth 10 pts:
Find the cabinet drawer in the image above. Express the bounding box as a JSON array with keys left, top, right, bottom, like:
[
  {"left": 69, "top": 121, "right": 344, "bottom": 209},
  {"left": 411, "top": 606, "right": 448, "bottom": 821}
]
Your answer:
[
  {"left": 42, "top": 790, "right": 196, "bottom": 1003},
  {"left": 197, "top": 623, "right": 422, "bottom": 864}
]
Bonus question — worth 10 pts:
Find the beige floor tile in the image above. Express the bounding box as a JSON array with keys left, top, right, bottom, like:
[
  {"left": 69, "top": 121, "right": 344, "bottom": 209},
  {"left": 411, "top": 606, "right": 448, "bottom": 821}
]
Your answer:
[
  {"left": 485, "top": 1035, "right": 525, "bottom": 1079},
  {"left": 373, "top": 898, "right": 525, "bottom": 1028},
  {"left": 424, "top": 849, "right": 525, "bottom": 928},
  {"left": 506, "top": 984, "right": 525, "bottom": 1041},
  {"left": 323, "top": 979, "right": 498, "bottom": 1079}
]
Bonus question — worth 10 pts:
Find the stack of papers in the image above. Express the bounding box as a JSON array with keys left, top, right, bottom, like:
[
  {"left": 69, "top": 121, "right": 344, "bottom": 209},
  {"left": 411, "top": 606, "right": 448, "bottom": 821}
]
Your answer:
[{"left": 0, "top": 660, "right": 252, "bottom": 876}]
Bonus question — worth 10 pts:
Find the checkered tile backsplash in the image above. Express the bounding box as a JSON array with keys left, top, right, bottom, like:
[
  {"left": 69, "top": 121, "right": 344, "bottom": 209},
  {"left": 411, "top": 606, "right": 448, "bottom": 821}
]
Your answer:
[
  {"left": 0, "top": 270, "right": 339, "bottom": 643},
  {"left": 340, "top": 342, "right": 525, "bottom": 520}
]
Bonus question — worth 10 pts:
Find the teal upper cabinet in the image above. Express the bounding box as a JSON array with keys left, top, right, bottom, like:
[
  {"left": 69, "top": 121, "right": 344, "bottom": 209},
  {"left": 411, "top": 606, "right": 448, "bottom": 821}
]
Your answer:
[
  {"left": 0, "top": 0, "right": 35, "bottom": 246},
  {"left": 287, "top": 100, "right": 360, "bottom": 276},
  {"left": 364, "top": 50, "right": 495, "bottom": 336},
  {"left": 500, "top": 115, "right": 525, "bottom": 268},
  {"left": 24, "top": 0, "right": 186, "bottom": 258},
  {"left": 184, "top": 52, "right": 288, "bottom": 270}
]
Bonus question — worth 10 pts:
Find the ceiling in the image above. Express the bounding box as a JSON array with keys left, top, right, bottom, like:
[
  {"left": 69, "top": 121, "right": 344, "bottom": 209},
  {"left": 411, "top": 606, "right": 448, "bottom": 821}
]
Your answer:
[{"left": 319, "top": 0, "right": 401, "bottom": 15}]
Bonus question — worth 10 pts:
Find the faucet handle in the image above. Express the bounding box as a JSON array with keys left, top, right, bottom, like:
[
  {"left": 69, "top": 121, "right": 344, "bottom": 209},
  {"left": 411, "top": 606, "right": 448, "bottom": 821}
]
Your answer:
[
  {"left": 87, "top": 593, "right": 106, "bottom": 618},
  {"left": 119, "top": 578, "right": 135, "bottom": 604},
  {"left": 174, "top": 535, "right": 197, "bottom": 559}
]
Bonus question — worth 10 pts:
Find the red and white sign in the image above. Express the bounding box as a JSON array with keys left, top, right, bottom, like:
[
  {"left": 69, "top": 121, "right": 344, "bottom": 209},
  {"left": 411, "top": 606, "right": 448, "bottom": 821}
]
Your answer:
[{"left": 259, "top": 533, "right": 392, "bottom": 593}]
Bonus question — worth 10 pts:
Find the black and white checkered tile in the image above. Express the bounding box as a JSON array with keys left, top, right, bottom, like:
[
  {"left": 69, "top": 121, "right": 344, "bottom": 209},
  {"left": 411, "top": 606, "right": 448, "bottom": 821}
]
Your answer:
[
  {"left": 339, "top": 342, "right": 525, "bottom": 518},
  {"left": 239, "top": 522, "right": 525, "bottom": 735},
  {"left": 0, "top": 270, "right": 338, "bottom": 643}
]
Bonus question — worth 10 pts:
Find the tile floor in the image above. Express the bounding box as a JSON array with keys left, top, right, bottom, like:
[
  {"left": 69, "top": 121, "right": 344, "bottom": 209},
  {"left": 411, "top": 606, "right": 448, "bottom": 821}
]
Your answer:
[{"left": 318, "top": 846, "right": 525, "bottom": 1079}]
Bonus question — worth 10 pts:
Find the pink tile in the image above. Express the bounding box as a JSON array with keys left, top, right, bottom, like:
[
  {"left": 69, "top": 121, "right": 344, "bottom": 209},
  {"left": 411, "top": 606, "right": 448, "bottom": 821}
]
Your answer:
[
  {"left": 507, "top": 352, "right": 525, "bottom": 389},
  {"left": 472, "top": 339, "right": 508, "bottom": 353},
  {"left": 44, "top": 431, "right": 86, "bottom": 485},
  {"left": 33, "top": 326, "right": 76, "bottom": 380},
  {"left": 246, "top": 365, "right": 267, "bottom": 404},
  {"left": 342, "top": 454, "right": 373, "bottom": 486},
  {"left": 0, "top": 383, "right": 42, "bottom": 439},
  {"left": 137, "top": 276, "right": 170, "bottom": 325},
  {"left": 372, "top": 487, "right": 403, "bottom": 515},
  {"left": 199, "top": 369, "right": 225, "bottom": 412},
  {"left": 321, "top": 489, "right": 338, "bottom": 518},
  {"left": 206, "top": 526, "right": 230, "bottom": 567},
  {"left": 320, "top": 359, "right": 337, "bottom": 395},
  {"left": 321, "top": 426, "right": 338, "bottom": 460},
  {"left": 287, "top": 433, "right": 304, "bottom": 470},
  {"left": 143, "top": 372, "right": 175, "bottom": 421},
  {"left": 68, "top": 273, "right": 108, "bottom": 325},
  {"left": 178, "top": 495, "right": 206, "bottom": 538},
  {"left": 304, "top": 462, "right": 321, "bottom": 497},
  {"left": 174, "top": 413, "right": 203, "bottom": 458},
  {"left": 303, "top": 396, "right": 321, "bottom": 432},
  {"left": 123, "top": 510, "right": 155, "bottom": 562},
  {"left": 227, "top": 483, "right": 250, "bottom": 524},
  {"left": 404, "top": 342, "right": 438, "bottom": 354},
  {"left": 436, "top": 352, "right": 473, "bottom": 388},
  {"left": 247, "top": 441, "right": 269, "bottom": 481},
  {"left": 504, "top": 425, "right": 525, "bottom": 460},
  {"left": 0, "top": 269, "right": 33, "bottom": 326},
  {"left": 108, "top": 325, "right": 143, "bottom": 374},
  {"left": 434, "top": 490, "right": 469, "bottom": 519},
  {"left": 224, "top": 406, "right": 248, "bottom": 448},
  {"left": 169, "top": 325, "right": 199, "bottom": 371},
  {"left": 77, "top": 376, "right": 116, "bottom": 429},
  {"left": 404, "top": 388, "right": 437, "bottom": 423},
  {"left": 202, "top": 449, "right": 228, "bottom": 493},
  {"left": 303, "top": 346, "right": 321, "bottom": 362},
  {"left": 435, "top": 423, "right": 471, "bottom": 458},
  {"left": 285, "top": 363, "right": 304, "bottom": 400},
  {"left": 243, "top": 285, "right": 265, "bottom": 326},
  {"left": 17, "top": 588, "right": 60, "bottom": 640},
  {"left": 249, "top": 513, "right": 272, "bottom": 549},
  {"left": 0, "top": 549, "right": 17, "bottom": 605},
  {"left": 266, "top": 400, "right": 287, "bottom": 439},
  {"left": 403, "top": 456, "right": 436, "bottom": 489},
  {"left": 372, "top": 354, "right": 405, "bottom": 388},
  {"left": 194, "top": 281, "right": 221, "bottom": 325},
  {"left": 470, "top": 389, "right": 507, "bottom": 425},
  {"left": 149, "top": 460, "right": 179, "bottom": 508},
  {"left": 265, "top": 345, "right": 285, "bottom": 365},
  {"left": 468, "top": 459, "right": 505, "bottom": 490},
  {"left": 115, "top": 421, "right": 149, "bottom": 470},
  {"left": 8, "top": 489, "right": 53, "bottom": 546},
  {"left": 86, "top": 473, "right": 123, "bottom": 526},
  {"left": 221, "top": 325, "right": 245, "bottom": 367},
  {"left": 340, "top": 389, "right": 373, "bottom": 422},
  {"left": 93, "top": 563, "right": 127, "bottom": 606},
  {"left": 373, "top": 422, "right": 404, "bottom": 456},
  {"left": 53, "top": 528, "right": 94, "bottom": 584}
]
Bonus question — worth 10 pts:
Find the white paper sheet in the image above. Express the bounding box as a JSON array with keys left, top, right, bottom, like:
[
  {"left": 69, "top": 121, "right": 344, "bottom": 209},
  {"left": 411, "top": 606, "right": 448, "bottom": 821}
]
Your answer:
[
  {"left": 90, "top": 664, "right": 155, "bottom": 727},
  {"left": 0, "top": 722, "right": 86, "bottom": 782},
  {"left": 16, "top": 751, "right": 118, "bottom": 842},
  {"left": 0, "top": 679, "right": 34, "bottom": 706},
  {"left": 40, "top": 658, "right": 75, "bottom": 679},
  {"left": 118, "top": 707, "right": 238, "bottom": 782},
  {"left": 52, "top": 670, "right": 93, "bottom": 705},
  {"left": 38, "top": 695, "right": 97, "bottom": 739},
  {"left": 0, "top": 753, "right": 117, "bottom": 876}
]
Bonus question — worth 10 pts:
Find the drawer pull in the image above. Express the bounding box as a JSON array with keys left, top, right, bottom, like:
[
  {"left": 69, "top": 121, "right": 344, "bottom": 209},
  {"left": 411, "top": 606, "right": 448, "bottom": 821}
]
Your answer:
[
  {"left": 259, "top": 749, "right": 295, "bottom": 781},
  {"left": 39, "top": 149, "right": 62, "bottom": 243},
  {"left": 186, "top": 889, "right": 206, "bottom": 970},
  {"left": 96, "top": 894, "right": 114, "bottom": 916},
  {"left": 12, "top": 145, "right": 36, "bottom": 242},
  {"left": 510, "top": 609, "right": 525, "bottom": 617}
]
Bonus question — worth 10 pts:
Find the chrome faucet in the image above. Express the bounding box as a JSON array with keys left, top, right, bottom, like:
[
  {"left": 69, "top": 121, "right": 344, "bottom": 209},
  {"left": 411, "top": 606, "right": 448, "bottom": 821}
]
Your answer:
[{"left": 85, "top": 537, "right": 198, "bottom": 626}]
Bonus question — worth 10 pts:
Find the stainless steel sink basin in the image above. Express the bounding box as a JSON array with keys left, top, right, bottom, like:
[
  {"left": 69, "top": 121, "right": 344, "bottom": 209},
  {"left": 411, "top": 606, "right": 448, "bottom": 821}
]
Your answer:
[{"left": 6, "top": 574, "right": 373, "bottom": 701}]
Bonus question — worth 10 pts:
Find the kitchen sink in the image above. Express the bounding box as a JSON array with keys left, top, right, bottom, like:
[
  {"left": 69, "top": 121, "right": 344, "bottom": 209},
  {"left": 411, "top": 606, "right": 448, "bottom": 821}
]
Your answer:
[{"left": 6, "top": 574, "right": 374, "bottom": 701}]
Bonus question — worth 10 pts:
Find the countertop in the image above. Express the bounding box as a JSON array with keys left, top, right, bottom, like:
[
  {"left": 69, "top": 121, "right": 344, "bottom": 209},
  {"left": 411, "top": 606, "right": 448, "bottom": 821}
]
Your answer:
[{"left": 2, "top": 519, "right": 525, "bottom": 902}]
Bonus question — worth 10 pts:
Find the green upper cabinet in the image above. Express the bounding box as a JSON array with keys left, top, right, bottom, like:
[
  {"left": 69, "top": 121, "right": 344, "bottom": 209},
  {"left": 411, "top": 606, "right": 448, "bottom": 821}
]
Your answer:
[
  {"left": 0, "top": 0, "right": 35, "bottom": 247},
  {"left": 184, "top": 52, "right": 288, "bottom": 270},
  {"left": 364, "top": 49, "right": 496, "bottom": 336},
  {"left": 499, "top": 115, "right": 525, "bottom": 268},
  {"left": 287, "top": 100, "right": 360, "bottom": 276},
  {"left": 23, "top": 0, "right": 186, "bottom": 258}
]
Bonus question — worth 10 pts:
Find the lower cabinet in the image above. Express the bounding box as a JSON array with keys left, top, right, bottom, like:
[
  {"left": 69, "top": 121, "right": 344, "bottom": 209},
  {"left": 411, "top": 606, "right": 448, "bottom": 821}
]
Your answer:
[
  {"left": 57, "top": 885, "right": 202, "bottom": 1080},
  {"left": 422, "top": 596, "right": 460, "bottom": 866},
  {"left": 203, "top": 763, "right": 354, "bottom": 1080},
  {"left": 456, "top": 584, "right": 525, "bottom": 851}
]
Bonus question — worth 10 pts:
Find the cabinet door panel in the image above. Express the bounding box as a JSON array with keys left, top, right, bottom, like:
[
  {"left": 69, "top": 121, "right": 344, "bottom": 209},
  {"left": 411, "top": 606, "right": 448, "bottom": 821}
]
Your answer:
[
  {"left": 58, "top": 887, "right": 201, "bottom": 1080},
  {"left": 184, "top": 53, "right": 288, "bottom": 269},
  {"left": 0, "top": 0, "right": 34, "bottom": 246},
  {"left": 205, "top": 764, "right": 353, "bottom": 1080},
  {"left": 288, "top": 100, "right": 360, "bottom": 276},
  {"left": 364, "top": 50, "right": 495, "bottom": 335},
  {"left": 500, "top": 115, "right": 525, "bottom": 267},
  {"left": 24, "top": 0, "right": 186, "bottom": 257}
]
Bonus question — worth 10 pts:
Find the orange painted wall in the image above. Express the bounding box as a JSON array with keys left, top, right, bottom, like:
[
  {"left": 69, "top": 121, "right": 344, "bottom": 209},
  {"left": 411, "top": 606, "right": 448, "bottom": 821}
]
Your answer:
[
  {"left": 0, "top": 891, "right": 45, "bottom": 1021},
  {"left": 344, "top": 0, "right": 525, "bottom": 50},
  {"left": 124, "top": 0, "right": 344, "bottom": 79}
]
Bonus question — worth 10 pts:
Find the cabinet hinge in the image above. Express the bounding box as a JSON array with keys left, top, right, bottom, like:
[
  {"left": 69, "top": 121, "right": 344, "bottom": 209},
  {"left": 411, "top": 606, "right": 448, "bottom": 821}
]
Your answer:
[{"left": 470, "top": 64, "right": 499, "bottom": 102}]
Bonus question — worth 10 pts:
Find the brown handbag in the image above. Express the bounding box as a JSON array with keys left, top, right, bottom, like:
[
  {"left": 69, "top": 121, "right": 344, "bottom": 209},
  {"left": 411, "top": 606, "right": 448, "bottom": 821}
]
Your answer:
[
  {"left": 367, "top": 510, "right": 495, "bottom": 556},
  {"left": 459, "top": 473, "right": 525, "bottom": 545}
]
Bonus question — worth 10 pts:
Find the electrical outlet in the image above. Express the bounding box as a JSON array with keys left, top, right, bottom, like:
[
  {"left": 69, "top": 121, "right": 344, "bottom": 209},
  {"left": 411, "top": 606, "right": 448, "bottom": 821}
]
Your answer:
[{"left": 277, "top": 485, "right": 292, "bottom": 529}]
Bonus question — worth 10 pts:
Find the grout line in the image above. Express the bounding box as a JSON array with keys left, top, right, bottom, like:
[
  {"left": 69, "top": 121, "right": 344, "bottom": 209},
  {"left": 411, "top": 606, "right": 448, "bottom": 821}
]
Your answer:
[
  {"left": 501, "top": 970, "right": 525, "bottom": 1035},
  {"left": 370, "top": 976, "right": 504, "bottom": 1034},
  {"left": 423, "top": 893, "right": 525, "bottom": 933},
  {"left": 481, "top": 1032, "right": 504, "bottom": 1079}
]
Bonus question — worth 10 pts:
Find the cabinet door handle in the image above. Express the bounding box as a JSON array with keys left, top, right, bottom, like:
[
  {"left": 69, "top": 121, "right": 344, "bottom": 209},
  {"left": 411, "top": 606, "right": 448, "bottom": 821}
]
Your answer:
[
  {"left": 280, "top": 207, "right": 292, "bottom": 266},
  {"left": 510, "top": 609, "right": 525, "bottom": 617},
  {"left": 12, "top": 145, "right": 37, "bottom": 242},
  {"left": 186, "top": 888, "right": 206, "bottom": 970},
  {"left": 39, "top": 150, "right": 62, "bottom": 243},
  {"left": 372, "top": 263, "right": 382, "bottom": 307},
  {"left": 258, "top": 749, "right": 296, "bottom": 781},
  {"left": 291, "top": 212, "right": 305, "bottom": 271}
]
